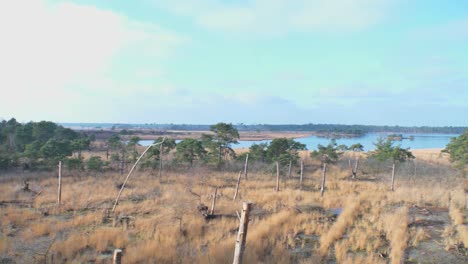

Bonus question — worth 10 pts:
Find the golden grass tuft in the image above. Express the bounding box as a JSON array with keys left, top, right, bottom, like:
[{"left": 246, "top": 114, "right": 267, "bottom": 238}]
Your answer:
[
  {"left": 409, "top": 227, "right": 429, "bottom": 247},
  {"left": 318, "top": 198, "right": 361, "bottom": 256},
  {"left": 51, "top": 233, "right": 89, "bottom": 260},
  {"left": 88, "top": 227, "right": 128, "bottom": 252},
  {"left": 381, "top": 206, "right": 408, "bottom": 264}
]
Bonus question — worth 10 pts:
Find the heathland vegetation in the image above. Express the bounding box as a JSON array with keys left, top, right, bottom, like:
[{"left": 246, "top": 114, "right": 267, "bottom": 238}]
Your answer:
[{"left": 0, "top": 118, "right": 467, "bottom": 263}]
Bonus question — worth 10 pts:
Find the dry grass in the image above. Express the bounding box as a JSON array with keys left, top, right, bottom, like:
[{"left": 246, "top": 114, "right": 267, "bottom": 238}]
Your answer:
[
  {"left": 318, "top": 199, "right": 361, "bottom": 256},
  {"left": 0, "top": 154, "right": 466, "bottom": 263},
  {"left": 381, "top": 206, "right": 409, "bottom": 264}
]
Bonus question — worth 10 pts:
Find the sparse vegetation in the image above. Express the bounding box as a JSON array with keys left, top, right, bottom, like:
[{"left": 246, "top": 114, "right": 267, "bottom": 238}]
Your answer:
[
  {"left": 0, "top": 119, "right": 467, "bottom": 263},
  {"left": 0, "top": 146, "right": 466, "bottom": 263}
]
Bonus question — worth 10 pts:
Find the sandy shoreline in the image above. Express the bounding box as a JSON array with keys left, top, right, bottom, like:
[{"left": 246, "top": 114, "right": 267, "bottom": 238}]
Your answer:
[{"left": 133, "top": 130, "right": 316, "bottom": 141}]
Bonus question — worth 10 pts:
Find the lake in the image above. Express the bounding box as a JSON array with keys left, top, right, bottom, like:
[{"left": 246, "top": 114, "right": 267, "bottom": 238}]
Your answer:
[{"left": 138, "top": 133, "right": 459, "bottom": 151}]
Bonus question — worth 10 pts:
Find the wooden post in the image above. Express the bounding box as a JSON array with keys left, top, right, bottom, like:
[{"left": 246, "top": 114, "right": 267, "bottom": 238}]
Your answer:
[
  {"left": 320, "top": 163, "right": 327, "bottom": 197},
  {"left": 233, "top": 171, "right": 242, "bottom": 201},
  {"left": 390, "top": 162, "right": 396, "bottom": 191},
  {"left": 243, "top": 154, "right": 249, "bottom": 180},
  {"left": 210, "top": 187, "right": 218, "bottom": 215},
  {"left": 57, "top": 161, "right": 62, "bottom": 206},
  {"left": 275, "top": 161, "right": 280, "bottom": 192},
  {"left": 287, "top": 160, "right": 292, "bottom": 178},
  {"left": 233, "top": 202, "right": 253, "bottom": 264},
  {"left": 299, "top": 160, "right": 304, "bottom": 190},
  {"left": 159, "top": 143, "right": 163, "bottom": 178},
  {"left": 113, "top": 249, "right": 122, "bottom": 264}
]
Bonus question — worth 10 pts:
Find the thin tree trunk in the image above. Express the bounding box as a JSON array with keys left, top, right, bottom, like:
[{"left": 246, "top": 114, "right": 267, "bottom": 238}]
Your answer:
[
  {"left": 299, "top": 160, "right": 304, "bottom": 190},
  {"left": 233, "top": 171, "right": 242, "bottom": 201},
  {"left": 57, "top": 161, "right": 62, "bottom": 206},
  {"left": 390, "top": 162, "right": 396, "bottom": 191},
  {"left": 287, "top": 160, "right": 292, "bottom": 178},
  {"left": 275, "top": 161, "right": 280, "bottom": 192},
  {"left": 243, "top": 154, "right": 249, "bottom": 180},
  {"left": 233, "top": 202, "right": 253, "bottom": 264},
  {"left": 159, "top": 144, "right": 163, "bottom": 178},
  {"left": 210, "top": 187, "right": 218, "bottom": 215},
  {"left": 320, "top": 163, "right": 327, "bottom": 197}
]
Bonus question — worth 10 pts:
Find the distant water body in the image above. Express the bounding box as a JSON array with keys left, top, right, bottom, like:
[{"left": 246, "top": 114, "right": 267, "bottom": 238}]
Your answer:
[{"left": 139, "top": 133, "right": 459, "bottom": 151}]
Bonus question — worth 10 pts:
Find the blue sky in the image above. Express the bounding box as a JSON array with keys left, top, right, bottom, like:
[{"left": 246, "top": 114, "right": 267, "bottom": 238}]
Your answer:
[{"left": 1, "top": 0, "right": 467, "bottom": 125}]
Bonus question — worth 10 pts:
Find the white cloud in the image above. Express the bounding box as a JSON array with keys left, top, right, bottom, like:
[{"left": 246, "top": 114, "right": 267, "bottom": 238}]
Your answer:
[
  {"left": 0, "top": 0, "right": 184, "bottom": 122},
  {"left": 152, "top": 0, "right": 396, "bottom": 34}
]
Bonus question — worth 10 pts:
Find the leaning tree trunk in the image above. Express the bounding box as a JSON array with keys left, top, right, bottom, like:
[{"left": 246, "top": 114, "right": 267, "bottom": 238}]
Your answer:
[
  {"left": 390, "top": 162, "right": 396, "bottom": 191},
  {"left": 320, "top": 163, "right": 327, "bottom": 197}
]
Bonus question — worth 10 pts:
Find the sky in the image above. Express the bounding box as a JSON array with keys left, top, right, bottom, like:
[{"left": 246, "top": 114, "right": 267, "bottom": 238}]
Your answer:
[{"left": 0, "top": 0, "right": 467, "bottom": 126}]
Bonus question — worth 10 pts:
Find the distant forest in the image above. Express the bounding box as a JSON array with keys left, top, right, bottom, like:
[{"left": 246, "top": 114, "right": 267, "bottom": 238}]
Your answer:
[{"left": 62, "top": 123, "right": 467, "bottom": 135}]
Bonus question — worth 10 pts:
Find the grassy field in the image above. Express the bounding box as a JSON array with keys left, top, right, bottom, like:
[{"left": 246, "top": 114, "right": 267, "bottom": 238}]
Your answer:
[{"left": 0, "top": 150, "right": 467, "bottom": 263}]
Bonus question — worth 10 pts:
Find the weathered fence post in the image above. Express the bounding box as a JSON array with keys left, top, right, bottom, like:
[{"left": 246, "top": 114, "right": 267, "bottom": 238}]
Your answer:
[
  {"left": 243, "top": 154, "right": 249, "bottom": 180},
  {"left": 113, "top": 249, "right": 123, "bottom": 264},
  {"left": 287, "top": 160, "right": 292, "bottom": 178},
  {"left": 320, "top": 163, "right": 327, "bottom": 197},
  {"left": 210, "top": 187, "right": 218, "bottom": 215},
  {"left": 390, "top": 162, "right": 396, "bottom": 191},
  {"left": 57, "top": 161, "right": 62, "bottom": 206},
  {"left": 299, "top": 160, "right": 304, "bottom": 190},
  {"left": 233, "top": 202, "right": 253, "bottom": 264},
  {"left": 275, "top": 161, "right": 280, "bottom": 192},
  {"left": 233, "top": 171, "right": 242, "bottom": 201}
]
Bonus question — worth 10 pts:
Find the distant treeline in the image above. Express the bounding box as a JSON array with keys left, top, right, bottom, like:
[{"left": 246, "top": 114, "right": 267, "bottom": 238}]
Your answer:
[
  {"left": 62, "top": 123, "right": 467, "bottom": 135},
  {"left": 0, "top": 118, "right": 93, "bottom": 170}
]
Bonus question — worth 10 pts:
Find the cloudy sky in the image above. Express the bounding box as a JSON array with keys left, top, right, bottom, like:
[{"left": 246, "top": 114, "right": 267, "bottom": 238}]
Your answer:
[{"left": 1, "top": 0, "right": 467, "bottom": 125}]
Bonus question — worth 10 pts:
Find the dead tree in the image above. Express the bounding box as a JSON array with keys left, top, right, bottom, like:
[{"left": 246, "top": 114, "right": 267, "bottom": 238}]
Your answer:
[
  {"left": 210, "top": 187, "right": 218, "bottom": 215},
  {"left": 320, "top": 163, "right": 327, "bottom": 197},
  {"left": 233, "top": 202, "right": 253, "bottom": 264},
  {"left": 287, "top": 159, "right": 292, "bottom": 178},
  {"left": 350, "top": 157, "right": 360, "bottom": 179}
]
